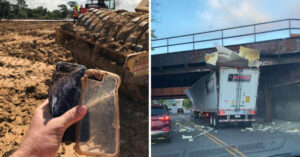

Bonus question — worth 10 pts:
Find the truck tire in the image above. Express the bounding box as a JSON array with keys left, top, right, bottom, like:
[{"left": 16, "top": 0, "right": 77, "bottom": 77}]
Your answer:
[
  {"left": 209, "top": 115, "right": 213, "bottom": 126},
  {"left": 194, "top": 111, "right": 199, "bottom": 119},
  {"left": 212, "top": 115, "right": 219, "bottom": 128}
]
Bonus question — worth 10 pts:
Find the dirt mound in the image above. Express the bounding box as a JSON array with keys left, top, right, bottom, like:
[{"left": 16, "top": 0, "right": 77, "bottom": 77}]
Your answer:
[
  {"left": 0, "top": 21, "right": 76, "bottom": 157},
  {"left": 0, "top": 21, "right": 148, "bottom": 157}
]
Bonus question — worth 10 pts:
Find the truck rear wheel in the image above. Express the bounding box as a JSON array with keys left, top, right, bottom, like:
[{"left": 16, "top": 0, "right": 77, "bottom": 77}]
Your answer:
[
  {"left": 212, "top": 115, "right": 219, "bottom": 128},
  {"left": 194, "top": 111, "right": 199, "bottom": 119},
  {"left": 209, "top": 115, "right": 213, "bottom": 126}
]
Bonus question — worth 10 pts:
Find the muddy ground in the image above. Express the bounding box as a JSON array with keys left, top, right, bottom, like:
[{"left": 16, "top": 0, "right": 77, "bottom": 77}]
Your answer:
[{"left": 0, "top": 21, "right": 148, "bottom": 157}]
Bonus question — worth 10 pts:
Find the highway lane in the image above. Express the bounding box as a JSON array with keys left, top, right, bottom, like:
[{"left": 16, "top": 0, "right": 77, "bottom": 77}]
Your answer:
[{"left": 152, "top": 114, "right": 300, "bottom": 157}]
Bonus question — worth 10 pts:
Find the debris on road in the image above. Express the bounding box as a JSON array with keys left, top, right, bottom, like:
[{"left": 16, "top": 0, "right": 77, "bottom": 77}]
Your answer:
[
  {"left": 193, "top": 127, "right": 214, "bottom": 140},
  {"left": 182, "top": 135, "right": 193, "bottom": 139},
  {"left": 241, "top": 120, "right": 300, "bottom": 135},
  {"left": 245, "top": 127, "right": 254, "bottom": 132},
  {"left": 285, "top": 128, "right": 299, "bottom": 133},
  {"left": 173, "top": 115, "right": 214, "bottom": 142}
]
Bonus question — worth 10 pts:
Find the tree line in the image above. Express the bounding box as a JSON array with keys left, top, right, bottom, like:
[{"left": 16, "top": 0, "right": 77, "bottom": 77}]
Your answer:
[{"left": 0, "top": 0, "right": 73, "bottom": 19}]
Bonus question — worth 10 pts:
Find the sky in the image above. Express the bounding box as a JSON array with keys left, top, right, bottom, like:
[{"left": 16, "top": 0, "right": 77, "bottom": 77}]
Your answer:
[
  {"left": 8, "top": 0, "right": 140, "bottom": 12},
  {"left": 151, "top": 0, "right": 300, "bottom": 54}
]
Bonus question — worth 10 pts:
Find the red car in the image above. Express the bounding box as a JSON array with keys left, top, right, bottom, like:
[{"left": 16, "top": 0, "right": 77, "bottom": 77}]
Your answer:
[{"left": 151, "top": 104, "right": 171, "bottom": 142}]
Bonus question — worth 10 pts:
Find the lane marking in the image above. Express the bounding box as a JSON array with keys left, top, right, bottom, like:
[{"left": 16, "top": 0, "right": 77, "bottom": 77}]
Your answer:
[
  {"left": 207, "top": 133, "right": 247, "bottom": 157},
  {"left": 204, "top": 134, "right": 238, "bottom": 157},
  {"left": 177, "top": 115, "right": 239, "bottom": 157},
  {"left": 193, "top": 127, "right": 213, "bottom": 140}
]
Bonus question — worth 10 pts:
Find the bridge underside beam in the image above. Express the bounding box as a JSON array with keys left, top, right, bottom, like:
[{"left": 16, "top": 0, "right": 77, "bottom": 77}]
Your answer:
[
  {"left": 152, "top": 87, "right": 188, "bottom": 99},
  {"left": 262, "top": 63, "right": 300, "bottom": 88},
  {"left": 151, "top": 71, "right": 209, "bottom": 88},
  {"left": 152, "top": 63, "right": 209, "bottom": 76}
]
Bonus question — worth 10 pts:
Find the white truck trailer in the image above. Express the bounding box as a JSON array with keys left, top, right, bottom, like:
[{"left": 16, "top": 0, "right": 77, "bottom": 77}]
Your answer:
[{"left": 185, "top": 67, "right": 259, "bottom": 127}]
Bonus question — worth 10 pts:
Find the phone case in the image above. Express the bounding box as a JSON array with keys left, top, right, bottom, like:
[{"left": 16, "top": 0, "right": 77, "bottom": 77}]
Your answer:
[{"left": 76, "top": 69, "right": 121, "bottom": 157}]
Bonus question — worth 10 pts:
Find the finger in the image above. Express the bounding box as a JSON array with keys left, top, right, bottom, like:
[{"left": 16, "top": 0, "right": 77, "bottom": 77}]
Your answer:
[
  {"left": 56, "top": 105, "right": 87, "bottom": 128},
  {"left": 35, "top": 99, "right": 50, "bottom": 115},
  {"left": 38, "top": 99, "right": 49, "bottom": 109}
]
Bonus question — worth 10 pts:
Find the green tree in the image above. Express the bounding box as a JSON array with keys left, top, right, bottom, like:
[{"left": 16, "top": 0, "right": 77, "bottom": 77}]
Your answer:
[
  {"left": 182, "top": 99, "right": 192, "bottom": 110},
  {"left": 0, "top": 1, "right": 70, "bottom": 19},
  {"left": 33, "top": 6, "right": 48, "bottom": 17},
  {"left": 17, "top": 0, "right": 27, "bottom": 9},
  {"left": 67, "top": 1, "right": 76, "bottom": 8},
  {"left": 25, "top": 7, "right": 33, "bottom": 17},
  {"left": 0, "top": 0, "right": 11, "bottom": 19},
  {"left": 51, "top": 10, "right": 61, "bottom": 19},
  {"left": 58, "top": 4, "right": 69, "bottom": 18},
  {"left": 157, "top": 99, "right": 166, "bottom": 105},
  {"left": 11, "top": 4, "right": 20, "bottom": 18},
  {"left": 17, "top": 8, "right": 27, "bottom": 18}
]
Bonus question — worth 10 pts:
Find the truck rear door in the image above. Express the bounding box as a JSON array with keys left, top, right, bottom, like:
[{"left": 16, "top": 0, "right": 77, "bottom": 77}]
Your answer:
[{"left": 219, "top": 68, "right": 259, "bottom": 116}]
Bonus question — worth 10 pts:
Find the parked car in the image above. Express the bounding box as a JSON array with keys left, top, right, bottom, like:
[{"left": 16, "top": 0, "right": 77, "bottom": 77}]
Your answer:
[
  {"left": 151, "top": 104, "right": 171, "bottom": 142},
  {"left": 177, "top": 108, "right": 184, "bottom": 114}
]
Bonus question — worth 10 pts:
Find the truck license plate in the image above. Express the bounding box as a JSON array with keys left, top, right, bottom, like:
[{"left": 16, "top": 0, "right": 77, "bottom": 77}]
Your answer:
[{"left": 235, "top": 115, "right": 241, "bottom": 118}]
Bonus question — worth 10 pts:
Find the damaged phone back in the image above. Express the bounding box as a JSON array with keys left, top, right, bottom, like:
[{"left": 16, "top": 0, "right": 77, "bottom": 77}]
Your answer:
[
  {"left": 48, "top": 61, "right": 87, "bottom": 142},
  {"left": 76, "top": 69, "right": 121, "bottom": 156}
]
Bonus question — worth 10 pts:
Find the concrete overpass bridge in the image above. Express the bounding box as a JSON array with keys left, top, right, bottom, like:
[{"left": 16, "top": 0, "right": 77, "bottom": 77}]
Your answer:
[{"left": 151, "top": 19, "right": 300, "bottom": 121}]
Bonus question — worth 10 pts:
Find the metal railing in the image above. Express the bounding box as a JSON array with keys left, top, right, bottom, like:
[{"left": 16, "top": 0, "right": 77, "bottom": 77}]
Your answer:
[{"left": 152, "top": 19, "right": 300, "bottom": 53}]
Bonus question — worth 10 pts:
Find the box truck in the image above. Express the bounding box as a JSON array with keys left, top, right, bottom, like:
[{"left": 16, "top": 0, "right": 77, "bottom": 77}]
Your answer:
[{"left": 185, "top": 67, "right": 259, "bottom": 127}]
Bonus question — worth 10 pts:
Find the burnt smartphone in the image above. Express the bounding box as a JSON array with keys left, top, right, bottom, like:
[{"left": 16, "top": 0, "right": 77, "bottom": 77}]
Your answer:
[{"left": 48, "top": 61, "right": 87, "bottom": 142}]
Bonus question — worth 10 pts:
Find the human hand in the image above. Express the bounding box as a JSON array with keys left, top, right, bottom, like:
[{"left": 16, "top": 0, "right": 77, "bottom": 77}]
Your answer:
[{"left": 11, "top": 99, "right": 87, "bottom": 157}]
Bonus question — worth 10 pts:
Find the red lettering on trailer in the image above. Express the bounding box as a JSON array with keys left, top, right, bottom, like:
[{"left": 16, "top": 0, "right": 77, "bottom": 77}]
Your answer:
[{"left": 228, "top": 74, "right": 251, "bottom": 82}]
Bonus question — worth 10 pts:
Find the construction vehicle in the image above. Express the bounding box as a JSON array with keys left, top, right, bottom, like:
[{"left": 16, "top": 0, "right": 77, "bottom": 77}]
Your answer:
[
  {"left": 56, "top": 0, "right": 149, "bottom": 102},
  {"left": 79, "top": 0, "right": 116, "bottom": 13}
]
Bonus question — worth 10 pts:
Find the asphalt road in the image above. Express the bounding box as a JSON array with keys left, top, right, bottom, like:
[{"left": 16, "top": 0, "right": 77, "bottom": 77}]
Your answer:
[{"left": 151, "top": 113, "right": 300, "bottom": 157}]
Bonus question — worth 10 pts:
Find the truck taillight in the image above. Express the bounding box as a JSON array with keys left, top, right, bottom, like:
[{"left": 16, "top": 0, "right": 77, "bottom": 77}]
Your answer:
[
  {"left": 219, "top": 110, "right": 225, "bottom": 115},
  {"left": 250, "top": 110, "right": 255, "bottom": 114},
  {"left": 159, "top": 115, "right": 170, "bottom": 121}
]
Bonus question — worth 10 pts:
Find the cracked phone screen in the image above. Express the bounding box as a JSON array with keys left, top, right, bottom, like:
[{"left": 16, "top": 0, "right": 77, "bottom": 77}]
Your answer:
[{"left": 76, "top": 69, "right": 120, "bottom": 156}]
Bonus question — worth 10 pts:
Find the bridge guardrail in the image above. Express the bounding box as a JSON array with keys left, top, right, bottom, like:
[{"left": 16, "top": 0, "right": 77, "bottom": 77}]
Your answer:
[{"left": 152, "top": 19, "right": 300, "bottom": 54}]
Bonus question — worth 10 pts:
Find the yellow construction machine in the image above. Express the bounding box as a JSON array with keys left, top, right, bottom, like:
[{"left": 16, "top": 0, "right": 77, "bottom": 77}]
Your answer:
[{"left": 56, "top": 0, "right": 149, "bottom": 102}]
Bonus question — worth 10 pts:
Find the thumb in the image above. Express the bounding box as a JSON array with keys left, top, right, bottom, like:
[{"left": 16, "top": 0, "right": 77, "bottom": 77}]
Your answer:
[{"left": 57, "top": 105, "right": 87, "bottom": 128}]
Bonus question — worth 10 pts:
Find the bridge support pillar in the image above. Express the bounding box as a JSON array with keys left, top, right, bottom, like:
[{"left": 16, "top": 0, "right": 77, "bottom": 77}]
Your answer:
[{"left": 264, "top": 87, "right": 272, "bottom": 122}]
